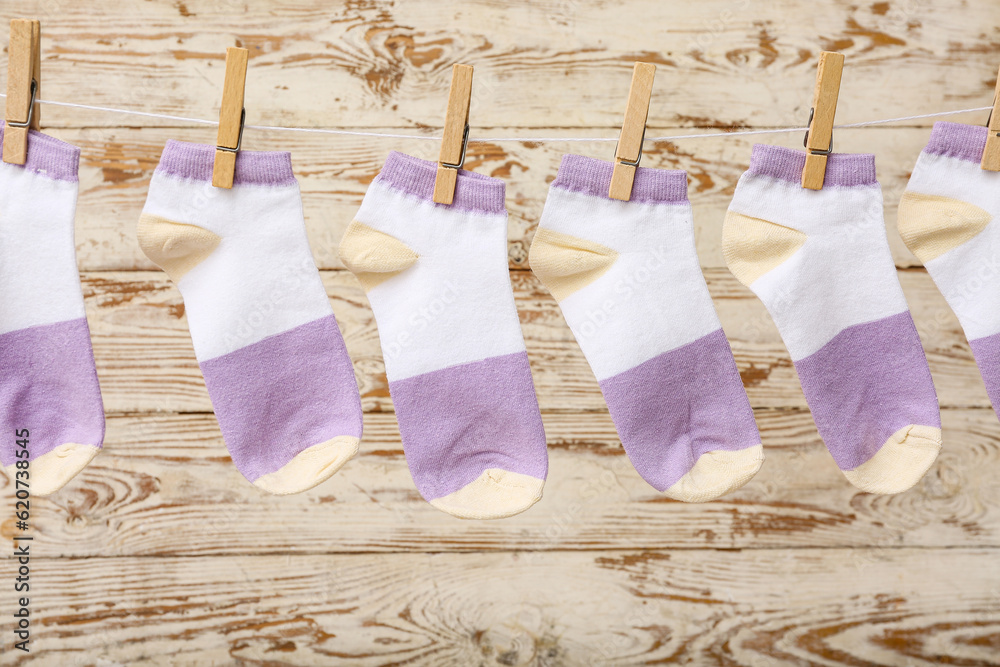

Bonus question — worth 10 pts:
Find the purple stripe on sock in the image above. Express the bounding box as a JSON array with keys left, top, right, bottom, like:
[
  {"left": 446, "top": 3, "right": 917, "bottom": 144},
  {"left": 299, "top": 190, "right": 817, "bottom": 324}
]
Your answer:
[
  {"left": 968, "top": 331, "right": 1000, "bottom": 416},
  {"left": 199, "top": 314, "right": 363, "bottom": 482},
  {"left": 794, "top": 311, "right": 940, "bottom": 471},
  {"left": 551, "top": 154, "right": 689, "bottom": 204},
  {"left": 156, "top": 139, "right": 298, "bottom": 186},
  {"left": 0, "top": 318, "right": 104, "bottom": 466},
  {"left": 389, "top": 351, "right": 547, "bottom": 501},
  {"left": 0, "top": 123, "right": 80, "bottom": 182},
  {"left": 598, "top": 328, "right": 760, "bottom": 492},
  {"left": 924, "top": 121, "right": 988, "bottom": 164},
  {"left": 376, "top": 151, "right": 507, "bottom": 215},
  {"left": 748, "top": 144, "right": 878, "bottom": 187}
]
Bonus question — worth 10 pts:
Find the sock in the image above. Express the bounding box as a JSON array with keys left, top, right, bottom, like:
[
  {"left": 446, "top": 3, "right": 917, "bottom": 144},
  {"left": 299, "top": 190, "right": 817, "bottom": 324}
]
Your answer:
[
  {"left": 0, "top": 127, "right": 104, "bottom": 496},
  {"left": 339, "top": 151, "right": 547, "bottom": 520},
  {"left": 724, "top": 144, "right": 941, "bottom": 494},
  {"left": 138, "top": 140, "right": 362, "bottom": 495},
  {"left": 898, "top": 122, "right": 1000, "bottom": 418},
  {"left": 529, "top": 155, "right": 762, "bottom": 502}
]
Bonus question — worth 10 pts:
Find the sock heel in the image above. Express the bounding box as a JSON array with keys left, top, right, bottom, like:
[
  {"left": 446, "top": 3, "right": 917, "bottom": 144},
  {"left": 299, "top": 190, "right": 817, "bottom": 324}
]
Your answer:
[
  {"left": 137, "top": 213, "right": 221, "bottom": 282},
  {"left": 528, "top": 228, "right": 619, "bottom": 301},
  {"left": 338, "top": 220, "right": 418, "bottom": 291},
  {"left": 897, "top": 192, "right": 991, "bottom": 263},
  {"left": 722, "top": 211, "right": 807, "bottom": 287}
]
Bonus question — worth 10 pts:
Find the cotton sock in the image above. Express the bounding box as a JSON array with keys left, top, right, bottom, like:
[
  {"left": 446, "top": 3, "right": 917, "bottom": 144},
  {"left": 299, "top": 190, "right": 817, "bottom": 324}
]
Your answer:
[
  {"left": 0, "top": 126, "right": 104, "bottom": 496},
  {"left": 898, "top": 122, "right": 1000, "bottom": 418},
  {"left": 138, "top": 140, "right": 362, "bottom": 495},
  {"left": 529, "top": 155, "right": 762, "bottom": 502},
  {"left": 339, "top": 151, "right": 547, "bottom": 520},
  {"left": 724, "top": 145, "right": 941, "bottom": 494}
]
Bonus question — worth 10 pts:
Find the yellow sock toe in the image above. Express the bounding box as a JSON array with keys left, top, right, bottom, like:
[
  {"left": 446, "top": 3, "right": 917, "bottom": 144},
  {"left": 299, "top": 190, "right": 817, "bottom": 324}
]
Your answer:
[
  {"left": 5, "top": 443, "right": 102, "bottom": 497},
  {"left": 252, "top": 435, "right": 360, "bottom": 495},
  {"left": 428, "top": 469, "right": 544, "bottom": 520},
  {"left": 664, "top": 444, "right": 764, "bottom": 503},
  {"left": 843, "top": 424, "right": 941, "bottom": 495}
]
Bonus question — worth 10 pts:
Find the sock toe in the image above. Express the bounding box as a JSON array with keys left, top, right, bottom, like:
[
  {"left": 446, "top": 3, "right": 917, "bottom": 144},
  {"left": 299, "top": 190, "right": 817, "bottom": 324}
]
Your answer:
[
  {"left": 663, "top": 444, "right": 764, "bottom": 503},
  {"left": 7, "top": 443, "right": 102, "bottom": 497},
  {"left": 428, "top": 469, "right": 544, "bottom": 520},
  {"left": 842, "top": 424, "right": 941, "bottom": 495},
  {"left": 251, "top": 435, "right": 359, "bottom": 495}
]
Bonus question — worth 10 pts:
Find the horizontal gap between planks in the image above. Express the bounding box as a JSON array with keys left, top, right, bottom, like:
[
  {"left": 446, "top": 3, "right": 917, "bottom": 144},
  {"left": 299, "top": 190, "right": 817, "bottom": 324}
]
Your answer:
[
  {"left": 3, "top": 545, "right": 999, "bottom": 562},
  {"left": 43, "top": 123, "right": 947, "bottom": 132}
]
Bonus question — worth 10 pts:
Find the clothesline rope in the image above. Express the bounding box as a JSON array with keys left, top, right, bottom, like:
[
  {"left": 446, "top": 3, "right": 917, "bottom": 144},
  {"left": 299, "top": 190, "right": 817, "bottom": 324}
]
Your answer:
[{"left": 0, "top": 92, "right": 991, "bottom": 143}]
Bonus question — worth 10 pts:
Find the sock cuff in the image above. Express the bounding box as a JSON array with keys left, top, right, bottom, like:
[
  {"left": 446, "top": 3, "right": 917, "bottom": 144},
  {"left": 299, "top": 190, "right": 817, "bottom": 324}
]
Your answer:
[
  {"left": 748, "top": 144, "right": 877, "bottom": 187},
  {"left": 156, "top": 139, "right": 297, "bottom": 186},
  {"left": 924, "top": 121, "right": 987, "bottom": 164},
  {"left": 0, "top": 123, "right": 79, "bottom": 182},
  {"left": 375, "top": 151, "right": 506, "bottom": 215},
  {"left": 551, "top": 154, "right": 688, "bottom": 203}
]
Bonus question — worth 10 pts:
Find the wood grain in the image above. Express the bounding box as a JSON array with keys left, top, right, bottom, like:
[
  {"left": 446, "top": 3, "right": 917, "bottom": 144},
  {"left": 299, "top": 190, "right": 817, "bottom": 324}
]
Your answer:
[
  {"left": 1, "top": 408, "right": 998, "bottom": 557},
  {"left": 0, "top": 549, "right": 998, "bottom": 665},
  {"left": 4, "top": 1, "right": 1000, "bottom": 664},
  {"left": 1, "top": 0, "right": 996, "bottom": 130},
  {"left": 79, "top": 269, "right": 990, "bottom": 414}
]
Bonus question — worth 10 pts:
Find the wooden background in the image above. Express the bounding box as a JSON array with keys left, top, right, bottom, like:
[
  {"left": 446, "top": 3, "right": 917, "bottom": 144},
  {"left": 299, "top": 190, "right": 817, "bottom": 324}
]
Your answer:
[{"left": 1, "top": 0, "right": 1000, "bottom": 664}]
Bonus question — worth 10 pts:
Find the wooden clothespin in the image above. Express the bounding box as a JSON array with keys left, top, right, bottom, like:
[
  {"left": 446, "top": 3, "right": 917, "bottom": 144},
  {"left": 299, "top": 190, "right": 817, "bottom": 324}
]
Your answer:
[
  {"left": 980, "top": 65, "right": 1000, "bottom": 171},
  {"left": 802, "top": 51, "right": 845, "bottom": 190},
  {"left": 609, "top": 62, "right": 656, "bottom": 201},
  {"left": 212, "top": 47, "right": 248, "bottom": 189},
  {"left": 432, "top": 64, "right": 473, "bottom": 205},
  {"left": 3, "top": 19, "right": 42, "bottom": 165}
]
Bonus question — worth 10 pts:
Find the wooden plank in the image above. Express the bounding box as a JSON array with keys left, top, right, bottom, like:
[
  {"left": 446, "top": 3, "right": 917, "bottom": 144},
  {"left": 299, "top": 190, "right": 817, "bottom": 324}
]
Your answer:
[
  {"left": 0, "top": 549, "right": 997, "bottom": 664},
  {"left": 43, "top": 126, "right": 945, "bottom": 272},
  {"left": 80, "top": 269, "right": 991, "bottom": 414},
  {"left": 2, "top": 408, "right": 998, "bottom": 556},
  {"left": 0, "top": 0, "right": 995, "bottom": 130}
]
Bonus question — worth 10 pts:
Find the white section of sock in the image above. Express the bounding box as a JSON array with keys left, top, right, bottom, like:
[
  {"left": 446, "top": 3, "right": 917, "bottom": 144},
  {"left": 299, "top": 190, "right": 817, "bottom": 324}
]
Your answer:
[
  {"left": 728, "top": 173, "right": 909, "bottom": 361},
  {"left": 351, "top": 179, "right": 526, "bottom": 382},
  {"left": 0, "top": 164, "right": 85, "bottom": 335},
  {"left": 904, "top": 152, "right": 1000, "bottom": 341},
  {"left": 141, "top": 171, "right": 332, "bottom": 361},
  {"left": 535, "top": 186, "right": 722, "bottom": 380}
]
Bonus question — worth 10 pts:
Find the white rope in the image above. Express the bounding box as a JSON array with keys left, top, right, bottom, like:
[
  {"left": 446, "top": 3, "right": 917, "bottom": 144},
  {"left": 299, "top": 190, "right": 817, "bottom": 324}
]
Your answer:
[{"left": 0, "top": 93, "right": 991, "bottom": 143}]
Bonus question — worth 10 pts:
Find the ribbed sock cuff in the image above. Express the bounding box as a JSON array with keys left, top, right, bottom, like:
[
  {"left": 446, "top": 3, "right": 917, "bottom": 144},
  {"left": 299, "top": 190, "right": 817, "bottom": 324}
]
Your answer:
[
  {"left": 0, "top": 123, "right": 80, "bottom": 182},
  {"left": 375, "top": 151, "right": 506, "bottom": 215},
  {"left": 551, "top": 154, "right": 688, "bottom": 203},
  {"left": 924, "top": 122, "right": 988, "bottom": 164},
  {"left": 748, "top": 144, "right": 877, "bottom": 187},
  {"left": 156, "top": 139, "right": 297, "bottom": 186}
]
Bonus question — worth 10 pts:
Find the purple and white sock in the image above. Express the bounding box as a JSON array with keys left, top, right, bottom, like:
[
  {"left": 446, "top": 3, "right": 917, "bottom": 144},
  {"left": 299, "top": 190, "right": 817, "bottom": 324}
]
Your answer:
[
  {"left": 0, "top": 126, "right": 105, "bottom": 496},
  {"left": 529, "top": 155, "right": 762, "bottom": 502},
  {"left": 138, "top": 140, "right": 363, "bottom": 495},
  {"left": 339, "top": 151, "right": 547, "bottom": 520},
  {"left": 898, "top": 122, "right": 1000, "bottom": 420},
  {"left": 724, "top": 145, "right": 941, "bottom": 494}
]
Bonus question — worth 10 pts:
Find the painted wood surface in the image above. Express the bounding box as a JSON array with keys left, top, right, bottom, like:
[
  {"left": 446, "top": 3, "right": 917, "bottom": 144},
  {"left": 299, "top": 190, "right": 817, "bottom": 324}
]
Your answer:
[
  {"left": 1, "top": 408, "right": 998, "bottom": 557},
  {"left": 2, "top": 0, "right": 1000, "bottom": 664},
  {"left": 0, "top": 550, "right": 998, "bottom": 665}
]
